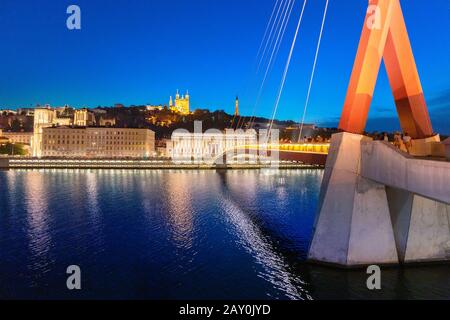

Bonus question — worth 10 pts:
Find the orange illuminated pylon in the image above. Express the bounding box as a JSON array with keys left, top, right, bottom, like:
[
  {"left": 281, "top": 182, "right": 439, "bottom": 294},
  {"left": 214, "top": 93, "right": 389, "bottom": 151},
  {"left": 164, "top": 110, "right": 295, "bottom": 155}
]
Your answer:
[{"left": 339, "top": 0, "right": 434, "bottom": 139}]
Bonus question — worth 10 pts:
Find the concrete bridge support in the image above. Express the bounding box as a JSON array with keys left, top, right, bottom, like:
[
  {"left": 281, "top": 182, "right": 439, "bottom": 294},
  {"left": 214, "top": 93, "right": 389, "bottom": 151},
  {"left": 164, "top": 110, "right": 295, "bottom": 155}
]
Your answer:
[
  {"left": 308, "top": 132, "right": 450, "bottom": 267},
  {"left": 308, "top": 133, "right": 398, "bottom": 266},
  {"left": 386, "top": 188, "right": 450, "bottom": 264}
]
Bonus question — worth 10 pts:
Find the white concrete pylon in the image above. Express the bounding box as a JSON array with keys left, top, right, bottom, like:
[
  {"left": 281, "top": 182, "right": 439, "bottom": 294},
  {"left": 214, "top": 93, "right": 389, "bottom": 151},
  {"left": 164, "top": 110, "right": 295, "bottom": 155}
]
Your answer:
[
  {"left": 308, "top": 132, "right": 399, "bottom": 267},
  {"left": 309, "top": 132, "right": 450, "bottom": 267},
  {"left": 387, "top": 188, "right": 450, "bottom": 263}
]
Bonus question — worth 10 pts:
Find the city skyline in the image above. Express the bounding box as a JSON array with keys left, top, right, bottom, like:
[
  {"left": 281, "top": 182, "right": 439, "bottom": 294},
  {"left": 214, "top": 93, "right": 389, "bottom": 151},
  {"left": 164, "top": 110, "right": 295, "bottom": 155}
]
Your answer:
[
  {"left": 0, "top": 0, "right": 449, "bottom": 134},
  {"left": 0, "top": 0, "right": 449, "bottom": 303}
]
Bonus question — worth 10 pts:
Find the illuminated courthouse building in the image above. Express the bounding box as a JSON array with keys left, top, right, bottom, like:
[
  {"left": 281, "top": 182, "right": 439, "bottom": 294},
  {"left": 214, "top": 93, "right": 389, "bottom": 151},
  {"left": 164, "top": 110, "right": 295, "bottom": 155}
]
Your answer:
[
  {"left": 41, "top": 127, "right": 155, "bottom": 158},
  {"left": 168, "top": 128, "right": 258, "bottom": 161}
]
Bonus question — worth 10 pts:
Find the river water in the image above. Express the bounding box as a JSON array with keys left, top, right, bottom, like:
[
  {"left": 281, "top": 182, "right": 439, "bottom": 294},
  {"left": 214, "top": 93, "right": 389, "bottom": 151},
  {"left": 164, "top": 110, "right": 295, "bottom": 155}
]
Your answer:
[{"left": 0, "top": 169, "right": 448, "bottom": 300}]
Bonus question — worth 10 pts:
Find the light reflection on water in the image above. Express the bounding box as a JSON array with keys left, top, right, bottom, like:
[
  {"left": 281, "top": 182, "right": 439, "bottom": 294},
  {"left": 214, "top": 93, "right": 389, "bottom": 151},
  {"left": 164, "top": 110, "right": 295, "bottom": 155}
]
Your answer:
[
  {"left": 219, "top": 193, "right": 311, "bottom": 300},
  {"left": 164, "top": 172, "right": 196, "bottom": 249},
  {"left": 0, "top": 169, "right": 448, "bottom": 300},
  {"left": 24, "top": 172, "right": 53, "bottom": 285}
]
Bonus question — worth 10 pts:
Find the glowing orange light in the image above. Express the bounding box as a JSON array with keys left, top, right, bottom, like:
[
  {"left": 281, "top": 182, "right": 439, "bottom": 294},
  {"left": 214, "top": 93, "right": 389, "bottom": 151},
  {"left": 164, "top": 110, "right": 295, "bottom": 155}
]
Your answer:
[{"left": 339, "top": 0, "right": 434, "bottom": 139}]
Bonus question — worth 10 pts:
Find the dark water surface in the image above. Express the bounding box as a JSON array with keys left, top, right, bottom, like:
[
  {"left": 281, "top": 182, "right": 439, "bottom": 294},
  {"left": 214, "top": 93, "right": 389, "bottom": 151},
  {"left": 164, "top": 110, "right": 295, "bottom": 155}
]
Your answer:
[{"left": 0, "top": 169, "right": 448, "bottom": 300}]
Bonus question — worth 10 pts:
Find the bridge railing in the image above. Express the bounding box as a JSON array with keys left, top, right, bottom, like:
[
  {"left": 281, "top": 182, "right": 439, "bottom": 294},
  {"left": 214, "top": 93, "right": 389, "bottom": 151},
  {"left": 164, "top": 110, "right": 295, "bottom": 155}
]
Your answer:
[
  {"left": 276, "top": 143, "right": 330, "bottom": 154},
  {"left": 242, "top": 143, "right": 330, "bottom": 154}
]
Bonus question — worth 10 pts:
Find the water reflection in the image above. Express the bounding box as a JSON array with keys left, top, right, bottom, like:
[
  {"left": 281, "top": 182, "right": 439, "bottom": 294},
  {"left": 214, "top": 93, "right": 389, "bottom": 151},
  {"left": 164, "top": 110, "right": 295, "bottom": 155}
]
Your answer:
[
  {"left": 220, "top": 196, "right": 311, "bottom": 299},
  {"left": 303, "top": 263, "right": 450, "bottom": 300},
  {"left": 86, "top": 171, "right": 99, "bottom": 215},
  {"left": 23, "top": 172, "right": 53, "bottom": 282},
  {"left": 5, "top": 171, "right": 17, "bottom": 213},
  {"left": 164, "top": 171, "right": 197, "bottom": 249},
  {"left": 0, "top": 169, "right": 448, "bottom": 300},
  {"left": 217, "top": 171, "right": 312, "bottom": 300},
  {"left": 85, "top": 171, "right": 106, "bottom": 251}
]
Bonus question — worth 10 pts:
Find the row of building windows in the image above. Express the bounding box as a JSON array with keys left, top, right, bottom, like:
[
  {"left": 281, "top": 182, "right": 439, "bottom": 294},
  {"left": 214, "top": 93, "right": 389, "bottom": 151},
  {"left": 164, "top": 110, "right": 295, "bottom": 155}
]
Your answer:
[
  {"left": 43, "top": 140, "right": 146, "bottom": 146},
  {"left": 44, "top": 134, "right": 146, "bottom": 139},
  {"left": 45, "top": 131, "right": 144, "bottom": 137},
  {"left": 43, "top": 146, "right": 146, "bottom": 151}
]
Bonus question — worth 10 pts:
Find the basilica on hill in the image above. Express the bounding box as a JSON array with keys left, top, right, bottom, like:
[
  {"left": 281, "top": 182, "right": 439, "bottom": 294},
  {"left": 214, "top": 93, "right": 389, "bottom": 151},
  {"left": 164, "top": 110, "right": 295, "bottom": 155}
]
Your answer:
[{"left": 169, "top": 90, "right": 190, "bottom": 115}]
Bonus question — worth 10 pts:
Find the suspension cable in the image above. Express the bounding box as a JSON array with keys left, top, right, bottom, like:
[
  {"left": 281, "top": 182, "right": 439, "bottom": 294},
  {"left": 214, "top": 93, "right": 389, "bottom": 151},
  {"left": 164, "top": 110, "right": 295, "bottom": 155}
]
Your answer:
[
  {"left": 249, "top": 0, "right": 296, "bottom": 129},
  {"left": 231, "top": 0, "right": 284, "bottom": 129},
  {"left": 267, "top": 0, "right": 308, "bottom": 140},
  {"left": 257, "top": 0, "right": 288, "bottom": 75},
  {"left": 298, "top": 0, "right": 329, "bottom": 143},
  {"left": 245, "top": 0, "right": 296, "bottom": 129},
  {"left": 256, "top": 0, "right": 282, "bottom": 73}
]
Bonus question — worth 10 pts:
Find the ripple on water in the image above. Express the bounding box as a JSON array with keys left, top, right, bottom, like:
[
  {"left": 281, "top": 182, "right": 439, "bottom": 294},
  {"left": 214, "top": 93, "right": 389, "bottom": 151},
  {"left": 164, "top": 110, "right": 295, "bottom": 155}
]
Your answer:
[{"left": 0, "top": 169, "right": 448, "bottom": 300}]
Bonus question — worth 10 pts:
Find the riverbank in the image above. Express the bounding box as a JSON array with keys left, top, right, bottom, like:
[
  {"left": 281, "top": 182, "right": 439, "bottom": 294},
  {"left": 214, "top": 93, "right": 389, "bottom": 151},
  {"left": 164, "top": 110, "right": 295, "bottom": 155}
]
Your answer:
[{"left": 0, "top": 158, "right": 323, "bottom": 170}]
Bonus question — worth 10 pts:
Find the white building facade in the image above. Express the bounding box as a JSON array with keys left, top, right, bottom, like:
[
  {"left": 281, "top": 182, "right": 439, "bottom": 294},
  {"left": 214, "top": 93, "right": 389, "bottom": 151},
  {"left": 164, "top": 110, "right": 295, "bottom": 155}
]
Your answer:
[{"left": 169, "top": 122, "right": 279, "bottom": 165}]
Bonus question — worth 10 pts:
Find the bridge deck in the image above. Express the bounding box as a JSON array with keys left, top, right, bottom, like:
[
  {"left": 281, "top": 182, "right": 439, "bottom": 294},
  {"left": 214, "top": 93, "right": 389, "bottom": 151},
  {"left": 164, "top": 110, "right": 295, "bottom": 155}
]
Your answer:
[
  {"left": 361, "top": 141, "right": 450, "bottom": 204},
  {"left": 243, "top": 144, "right": 329, "bottom": 166}
]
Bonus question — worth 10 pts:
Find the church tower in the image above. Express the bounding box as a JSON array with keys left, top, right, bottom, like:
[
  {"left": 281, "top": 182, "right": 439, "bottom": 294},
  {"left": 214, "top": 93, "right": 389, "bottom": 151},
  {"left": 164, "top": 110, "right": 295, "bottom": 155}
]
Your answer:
[
  {"left": 234, "top": 96, "right": 239, "bottom": 116},
  {"left": 171, "top": 89, "right": 190, "bottom": 115}
]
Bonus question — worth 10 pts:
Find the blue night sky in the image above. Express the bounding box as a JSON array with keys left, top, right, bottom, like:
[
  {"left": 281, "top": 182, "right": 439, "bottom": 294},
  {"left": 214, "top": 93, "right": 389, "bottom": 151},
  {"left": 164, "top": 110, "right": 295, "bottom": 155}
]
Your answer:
[{"left": 0, "top": 0, "right": 449, "bottom": 133}]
